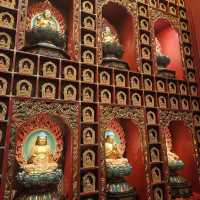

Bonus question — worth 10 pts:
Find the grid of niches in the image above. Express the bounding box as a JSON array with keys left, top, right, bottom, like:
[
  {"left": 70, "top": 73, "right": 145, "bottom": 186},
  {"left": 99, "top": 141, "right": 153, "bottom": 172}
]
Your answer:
[
  {"left": 80, "top": 0, "right": 99, "bottom": 199},
  {"left": 0, "top": 0, "right": 19, "bottom": 188},
  {"left": 137, "top": 0, "right": 185, "bottom": 17}
]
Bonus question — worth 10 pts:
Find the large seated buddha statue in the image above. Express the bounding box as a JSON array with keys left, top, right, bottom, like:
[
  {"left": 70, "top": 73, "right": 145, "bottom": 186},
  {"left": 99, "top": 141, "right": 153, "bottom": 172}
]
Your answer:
[
  {"left": 22, "top": 132, "right": 58, "bottom": 174},
  {"left": 105, "top": 130, "right": 137, "bottom": 199}
]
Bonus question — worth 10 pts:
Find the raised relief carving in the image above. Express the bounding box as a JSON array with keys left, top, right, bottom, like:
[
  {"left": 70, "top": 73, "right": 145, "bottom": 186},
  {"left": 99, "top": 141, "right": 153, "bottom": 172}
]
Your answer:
[
  {"left": 160, "top": 2, "right": 167, "bottom": 11},
  {"left": 64, "top": 85, "right": 77, "bottom": 101},
  {"left": 132, "top": 93, "right": 142, "bottom": 107},
  {"left": 83, "top": 173, "right": 95, "bottom": 192},
  {"left": 0, "top": 53, "right": 10, "bottom": 71},
  {"left": 41, "top": 83, "right": 56, "bottom": 99},
  {"left": 83, "top": 106, "right": 94, "bottom": 122},
  {"left": 130, "top": 76, "right": 140, "bottom": 89},
  {"left": 83, "top": 127, "right": 95, "bottom": 144},
  {"left": 143, "top": 62, "right": 152, "bottom": 75},
  {"left": 184, "top": 46, "right": 191, "bottom": 56},
  {"left": 140, "top": 18, "right": 149, "bottom": 30},
  {"left": 170, "top": 97, "right": 179, "bottom": 109},
  {"left": 100, "top": 71, "right": 110, "bottom": 85},
  {"left": 0, "top": 102, "right": 7, "bottom": 120},
  {"left": 181, "top": 98, "right": 189, "bottom": 110},
  {"left": 144, "top": 78, "right": 153, "bottom": 90},
  {"left": 182, "top": 32, "right": 190, "bottom": 43},
  {"left": 83, "top": 69, "right": 94, "bottom": 83},
  {"left": 82, "top": 1, "right": 94, "bottom": 14},
  {"left": 169, "top": 6, "right": 177, "bottom": 15},
  {"left": 83, "top": 16, "right": 95, "bottom": 30},
  {"left": 83, "top": 87, "right": 94, "bottom": 102},
  {"left": 16, "top": 80, "right": 32, "bottom": 97},
  {"left": 100, "top": 89, "right": 111, "bottom": 104},
  {"left": 0, "top": 12, "right": 14, "bottom": 29},
  {"left": 194, "top": 114, "right": 200, "bottom": 126},
  {"left": 157, "top": 80, "right": 165, "bottom": 92},
  {"left": 0, "top": 32, "right": 11, "bottom": 49},
  {"left": 84, "top": 33, "right": 95, "bottom": 47},
  {"left": 141, "top": 47, "right": 151, "bottom": 60},
  {"left": 186, "top": 59, "right": 193, "bottom": 69},
  {"left": 181, "top": 21, "right": 188, "bottom": 31},
  {"left": 0, "top": 77, "right": 7, "bottom": 95},
  {"left": 169, "top": 82, "right": 176, "bottom": 93},
  {"left": 180, "top": 83, "right": 187, "bottom": 95},
  {"left": 116, "top": 74, "right": 125, "bottom": 87},
  {"left": 43, "top": 61, "right": 57, "bottom": 78},
  {"left": 83, "top": 149, "right": 95, "bottom": 168},
  {"left": 0, "top": 0, "right": 15, "bottom": 9},
  {"left": 19, "top": 58, "right": 34, "bottom": 75},
  {"left": 152, "top": 167, "right": 161, "bottom": 183},
  {"left": 64, "top": 65, "right": 77, "bottom": 80},
  {"left": 150, "top": 147, "right": 160, "bottom": 162},
  {"left": 116, "top": 91, "right": 126, "bottom": 105},
  {"left": 158, "top": 96, "right": 167, "bottom": 109},
  {"left": 180, "top": 9, "right": 186, "bottom": 19},
  {"left": 154, "top": 187, "right": 164, "bottom": 200},
  {"left": 188, "top": 71, "right": 195, "bottom": 82},
  {"left": 82, "top": 50, "right": 95, "bottom": 64},
  {"left": 192, "top": 99, "right": 199, "bottom": 111},
  {"left": 190, "top": 85, "right": 197, "bottom": 96},
  {"left": 149, "top": 128, "right": 158, "bottom": 143},
  {"left": 138, "top": 5, "right": 148, "bottom": 17},
  {"left": 146, "top": 94, "right": 155, "bottom": 107},
  {"left": 147, "top": 111, "right": 156, "bottom": 124}
]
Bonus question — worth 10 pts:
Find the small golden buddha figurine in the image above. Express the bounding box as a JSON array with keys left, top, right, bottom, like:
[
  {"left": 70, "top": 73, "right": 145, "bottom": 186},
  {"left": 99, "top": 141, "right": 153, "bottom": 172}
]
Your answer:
[
  {"left": 102, "top": 26, "right": 119, "bottom": 43},
  {"left": 0, "top": 34, "right": 8, "bottom": 48},
  {"left": 0, "top": 56, "right": 6, "bottom": 69},
  {"left": 105, "top": 134, "right": 122, "bottom": 159},
  {"left": 22, "top": 132, "right": 57, "bottom": 174}
]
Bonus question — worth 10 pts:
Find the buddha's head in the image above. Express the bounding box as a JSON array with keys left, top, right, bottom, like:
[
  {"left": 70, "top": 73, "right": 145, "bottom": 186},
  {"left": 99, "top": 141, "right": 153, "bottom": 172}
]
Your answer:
[
  {"left": 36, "top": 132, "right": 48, "bottom": 146},
  {"left": 44, "top": 10, "right": 52, "bottom": 19}
]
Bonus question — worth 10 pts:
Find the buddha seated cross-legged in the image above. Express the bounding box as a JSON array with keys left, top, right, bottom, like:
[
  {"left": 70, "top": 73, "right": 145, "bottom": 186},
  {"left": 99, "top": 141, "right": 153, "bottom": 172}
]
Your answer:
[{"left": 22, "top": 132, "right": 58, "bottom": 174}]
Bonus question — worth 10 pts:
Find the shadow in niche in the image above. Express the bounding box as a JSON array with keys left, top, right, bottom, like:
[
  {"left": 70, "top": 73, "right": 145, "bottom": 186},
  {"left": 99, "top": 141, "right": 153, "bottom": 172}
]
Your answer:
[
  {"left": 119, "top": 119, "right": 147, "bottom": 200},
  {"left": 168, "top": 121, "right": 200, "bottom": 196},
  {"left": 154, "top": 19, "right": 184, "bottom": 80},
  {"left": 102, "top": 2, "right": 137, "bottom": 71}
]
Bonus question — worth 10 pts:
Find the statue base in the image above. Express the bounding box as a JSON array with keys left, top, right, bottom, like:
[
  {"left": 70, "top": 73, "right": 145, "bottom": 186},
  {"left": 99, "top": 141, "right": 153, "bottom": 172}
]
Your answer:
[
  {"left": 22, "top": 43, "right": 69, "bottom": 59},
  {"left": 107, "top": 189, "right": 138, "bottom": 200},
  {"left": 157, "top": 68, "right": 176, "bottom": 79},
  {"left": 102, "top": 57, "right": 129, "bottom": 70},
  {"left": 169, "top": 174, "right": 192, "bottom": 198}
]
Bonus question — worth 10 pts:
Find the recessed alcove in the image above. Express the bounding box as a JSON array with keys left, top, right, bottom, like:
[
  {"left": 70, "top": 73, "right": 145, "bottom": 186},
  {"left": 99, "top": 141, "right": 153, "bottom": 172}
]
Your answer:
[
  {"left": 154, "top": 19, "right": 184, "bottom": 80},
  {"left": 107, "top": 119, "right": 147, "bottom": 200},
  {"left": 102, "top": 2, "right": 137, "bottom": 71},
  {"left": 168, "top": 121, "right": 200, "bottom": 196}
]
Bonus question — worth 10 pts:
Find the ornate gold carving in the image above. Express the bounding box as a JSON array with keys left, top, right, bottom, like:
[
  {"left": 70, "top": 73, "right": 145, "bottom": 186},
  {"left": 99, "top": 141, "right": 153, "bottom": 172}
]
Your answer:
[
  {"left": 154, "top": 187, "right": 164, "bottom": 200},
  {"left": 0, "top": 32, "right": 11, "bottom": 49},
  {"left": 83, "top": 33, "right": 95, "bottom": 47},
  {"left": 82, "top": 50, "right": 95, "bottom": 64},
  {"left": 83, "top": 127, "right": 95, "bottom": 144},
  {"left": 152, "top": 166, "right": 161, "bottom": 183},
  {"left": 150, "top": 147, "right": 160, "bottom": 162},
  {"left": 41, "top": 83, "right": 56, "bottom": 99},
  {"left": 0, "top": 77, "right": 7, "bottom": 95},
  {"left": 0, "top": 102, "right": 7, "bottom": 120},
  {"left": 83, "top": 87, "right": 94, "bottom": 102},
  {"left": 188, "top": 71, "right": 196, "bottom": 82},
  {"left": 132, "top": 93, "right": 142, "bottom": 107},
  {"left": 170, "top": 96, "right": 179, "bottom": 109},
  {"left": 145, "top": 94, "right": 155, "bottom": 107},
  {"left": 100, "top": 71, "right": 110, "bottom": 85},
  {"left": 180, "top": 83, "right": 187, "bottom": 95},
  {"left": 64, "top": 85, "right": 77, "bottom": 101},
  {"left": 191, "top": 99, "right": 199, "bottom": 111},
  {"left": 83, "top": 68, "right": 94, "bottom": 83},
  {"left": 83, "top": 16, "right": 95, "bottom": 30},
  {"left": 83, "top": 149, "right": 95, "bottom": 168},
  {"left": 64, "top": 65, "right": 77, "bottom": 80},
  {"left": 82, "top": 1, "right": 94, "bottom": 14},
  {"left": 147, "top": 110, "right": 156, "bottom": 124},
  {"left": 149, "top": 128, "right": 158, "bottom": 143},
  {"left": 140, "top": 33, "right": 150, "bottom": 45},
  {"left": 144, "top": 78, "right": 153, "bottom": 90},
  {"left": 16, "top": 80, "right": 32, "bottom": 97},
  {"left": 139, "top": 18, "right": 149, "bottom": 31},
  {"left": 0, "top": 53, "right": 10, "bottom": 71},
  {"left": 0, "top": 12, "right": 14, "bottom": 29},
  {"left": 130, "top": 76, "right": 140, "bottom": 89},
  {"left": 0, "top": 0, "right": 15, "bottom": 9},
  {"left": 43, "top": 61, "right": 57, "bottom": 78},
  {"left": 168, "top": 82, "right": 176, "bottom": 93},
  {"left": 18, "top": 58, "right": 34, "bottom": 75},
  {"left": 190, "top": 85, "right": 197, "bottom": 96},
  {"left": 181, "top": 98, "right": 189, "bottom": 110},
  {"left": 83, "top": 106, "right": 94, "bottom": 122},
  {"left": 141, "top": 47, "right": 151, "bottom": 59},
  {"left": 116, "top": 74, "right": 125, "bottom": 87},
  {"left": 100, "top": 89, "right": 111, "bottom": 104},
  {"left": 116, "top": 91, "right": 126, "bottom": 105},
  {"left": 158, "top": 96, "right": 167, "bottom": 109},
  {"left": 83, "top": 172, "right": 96, "bottom": 192},
  {"left": 157, "top": 80, "right": 165, "bottom": 92}
]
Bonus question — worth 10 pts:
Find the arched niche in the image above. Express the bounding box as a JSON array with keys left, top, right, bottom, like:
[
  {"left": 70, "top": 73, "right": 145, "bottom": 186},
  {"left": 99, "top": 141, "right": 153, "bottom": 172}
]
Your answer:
[
  {"left": 168, "top": 121, "right": 200, "bottom": 195},
  {"left": 108, "top": 119, "right": 147, "bottom": 200},
  {"left": 154, "top": 19, "right": 184, "bottom": 80},
  {"left": 25, "top": 0, "right": 73, "bottom": 56},
  {"left": 102, "top": 2, "right": 137, "bottom": 71}
]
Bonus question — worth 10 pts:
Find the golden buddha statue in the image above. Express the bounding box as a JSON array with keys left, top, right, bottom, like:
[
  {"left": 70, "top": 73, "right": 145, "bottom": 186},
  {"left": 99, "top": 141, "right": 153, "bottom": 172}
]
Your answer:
[
  {"left": 102, "top": 26, "right": 119, "bottom": 44},
  {"left": 22, "top": 132, "right": 58, "bottom": 174},
  {"left": 34, "top": 10, "right": 59, "bottom": 31}
]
